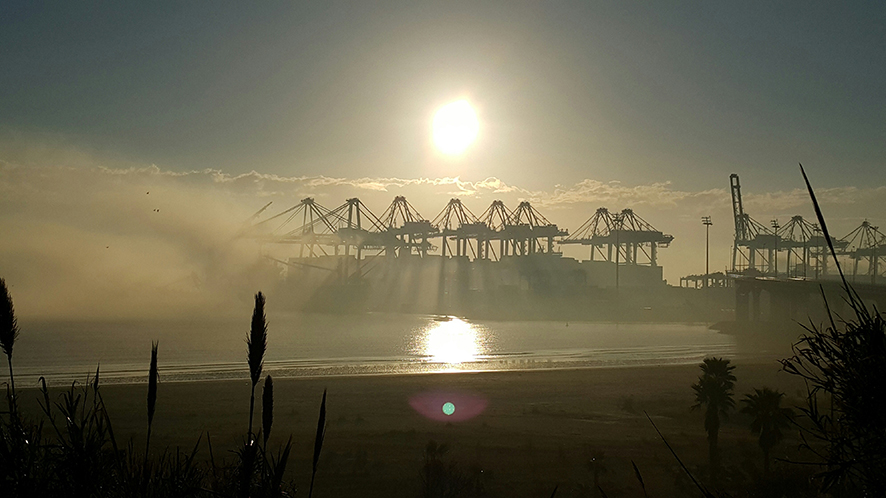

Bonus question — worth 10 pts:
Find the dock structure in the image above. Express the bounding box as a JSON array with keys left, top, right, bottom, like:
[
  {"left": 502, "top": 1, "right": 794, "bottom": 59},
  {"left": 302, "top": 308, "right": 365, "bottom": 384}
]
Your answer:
[
  {"left": 727, "top": 173, "right": 886, "bottom": 282},
  {"left": 679, "top": 272, "right": 728, "bottom": 289},
  {"left": 245, "top": 174, "right": 886, "bottom": 292},
  {"left": 242, "top": 196, "right": 673, "bottom": 290},
  {"left": 241, "top": 173, "right": 886, "bottom": 322},
  {"left": 246, "top": 197, "right": 570, "bottom": 259}
]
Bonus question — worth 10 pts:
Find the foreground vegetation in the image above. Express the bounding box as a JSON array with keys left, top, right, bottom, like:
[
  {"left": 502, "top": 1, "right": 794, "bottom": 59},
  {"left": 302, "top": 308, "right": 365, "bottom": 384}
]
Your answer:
[
  {"left": 2, "top": 281, "right": 884, "bottom": 497},
  {"left": 0, "top": 170, "right": 883, "bottom": 496},
  {"left": 1, "top": 285, "right": 326, "bottom": 497}
]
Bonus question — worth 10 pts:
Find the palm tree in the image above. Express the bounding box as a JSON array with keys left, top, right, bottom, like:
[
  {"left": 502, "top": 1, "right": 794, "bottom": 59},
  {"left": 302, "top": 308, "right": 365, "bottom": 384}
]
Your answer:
[
  {"left": 741, "top": 388, "right": 793, "bottom": 474},
  {"left": 699, "top": 357, "right": 736, "bottom": 386},
  {"left": 692, "top": 357, "right": 736, "bottom": 471}
]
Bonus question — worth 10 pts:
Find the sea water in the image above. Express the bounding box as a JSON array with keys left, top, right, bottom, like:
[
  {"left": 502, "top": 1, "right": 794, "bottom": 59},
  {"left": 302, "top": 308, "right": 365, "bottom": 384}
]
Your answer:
[{"left": 11, "top": 313, "right": 736, "bottom": 386}]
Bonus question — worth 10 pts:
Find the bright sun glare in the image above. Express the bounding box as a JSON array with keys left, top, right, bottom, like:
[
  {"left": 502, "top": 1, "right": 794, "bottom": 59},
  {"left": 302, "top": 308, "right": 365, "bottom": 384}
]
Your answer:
[
  {"left": 423, "top": 318, "right": 481, "bottom": 364},
  {"left": 432, "top": 100, "right": 479, "bottom": 155}
]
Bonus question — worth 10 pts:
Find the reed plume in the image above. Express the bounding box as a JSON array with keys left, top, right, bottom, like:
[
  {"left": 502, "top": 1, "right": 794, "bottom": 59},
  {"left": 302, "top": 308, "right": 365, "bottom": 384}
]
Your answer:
[
  {"left": 247, "top": 292, "right": 268, "bottom": 438},
  {"left": 145, "top": 341, "right": 159, "bottom": 463},
  {"left": 0, "top": 278, "right": 19, "bottom": 413},
  {"left": 262, "top": 375, "right": 274, "bottom": 447},
  {"left": 309, "top": 388, "right": 327, "bottom": 498}
]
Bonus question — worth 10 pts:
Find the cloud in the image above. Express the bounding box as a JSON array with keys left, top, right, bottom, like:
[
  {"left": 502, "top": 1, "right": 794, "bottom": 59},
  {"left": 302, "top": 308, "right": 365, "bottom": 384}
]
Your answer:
[{"left": 523, "top": 179, "right": 730, "bottom": 211}]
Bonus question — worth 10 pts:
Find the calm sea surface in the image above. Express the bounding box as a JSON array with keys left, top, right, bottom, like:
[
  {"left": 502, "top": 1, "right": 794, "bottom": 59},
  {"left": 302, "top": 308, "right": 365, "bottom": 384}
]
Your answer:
[{"left": 12, "top": 313, "right": 738, "bottom": 386}]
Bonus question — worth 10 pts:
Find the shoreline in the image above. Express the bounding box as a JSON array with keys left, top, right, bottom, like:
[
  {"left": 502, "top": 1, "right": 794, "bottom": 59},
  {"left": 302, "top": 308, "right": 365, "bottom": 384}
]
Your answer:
[{"left": 14, "top": 348, "right": 747, "bottom": 388}]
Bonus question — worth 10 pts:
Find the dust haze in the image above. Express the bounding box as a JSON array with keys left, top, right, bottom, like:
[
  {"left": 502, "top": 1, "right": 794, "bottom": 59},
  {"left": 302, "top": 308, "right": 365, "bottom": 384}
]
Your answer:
[{"left": 2, "top": 140, "right": 884, "bottom": 320}]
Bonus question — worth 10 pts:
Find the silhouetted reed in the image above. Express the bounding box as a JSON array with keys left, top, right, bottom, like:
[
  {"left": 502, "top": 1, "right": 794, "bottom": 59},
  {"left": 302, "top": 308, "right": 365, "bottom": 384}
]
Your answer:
[
  {"left": 146, "top": 341, "right": 159, "bottom": 462},
  {"left": 645, "top": 411, "right": 716, "bottom": 498},
  {"left": 262, "top": 374, "right": 274, "bottom": 447},
  {"left": 309, "top": 388, "right": 327, "bottom": 498},
  {"left": 247, "top": 291, "right": 268, "bottom": 439},
  {"left": 237, "top": 435, "right": 258, "bottom": 498},
  {"left": 631, "top": 460, "right": 648, "bottom": 498},
  {"left": 266, "top": 436, "right": 293, "bottom": 498},
  {"left": 34, "top": 371, "right": 119, "bottom": 496},
  {"left": 1, "top": 277, "right": 19, "bottom": 414},
  {"left": 0, "top": 286, "right": 314, "bottom": 497}
]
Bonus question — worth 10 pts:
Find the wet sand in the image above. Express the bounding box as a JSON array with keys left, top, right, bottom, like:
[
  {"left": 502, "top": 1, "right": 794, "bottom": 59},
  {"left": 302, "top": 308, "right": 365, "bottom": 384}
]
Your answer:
[{"left": 18, "top": 360, "right": 810, "bottom": 496}]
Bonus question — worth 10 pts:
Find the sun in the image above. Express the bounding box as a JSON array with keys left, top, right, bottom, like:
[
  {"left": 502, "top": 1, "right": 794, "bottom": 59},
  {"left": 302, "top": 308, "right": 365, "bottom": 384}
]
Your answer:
[{"left": 432, "top": 100, "right": 479, "bottom": 155}]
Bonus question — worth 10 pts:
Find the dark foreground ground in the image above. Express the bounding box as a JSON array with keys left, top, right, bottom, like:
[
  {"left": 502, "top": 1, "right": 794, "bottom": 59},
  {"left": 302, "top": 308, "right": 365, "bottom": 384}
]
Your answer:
[{"left": 18, "top": 362, "right": 816, "bottom": 497}]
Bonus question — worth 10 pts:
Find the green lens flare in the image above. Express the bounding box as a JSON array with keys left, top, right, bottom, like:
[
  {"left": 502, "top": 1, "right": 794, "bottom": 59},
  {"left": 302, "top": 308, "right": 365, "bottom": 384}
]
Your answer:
[{"left": 442, "top": 402, "right": 456, "bottom": 416}]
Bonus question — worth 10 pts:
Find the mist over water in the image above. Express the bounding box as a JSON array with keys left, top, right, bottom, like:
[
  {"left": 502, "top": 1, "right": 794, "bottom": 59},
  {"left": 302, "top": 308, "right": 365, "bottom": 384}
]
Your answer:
[{"left": 15, "top": 313, "right": 736, "bottom": 386}]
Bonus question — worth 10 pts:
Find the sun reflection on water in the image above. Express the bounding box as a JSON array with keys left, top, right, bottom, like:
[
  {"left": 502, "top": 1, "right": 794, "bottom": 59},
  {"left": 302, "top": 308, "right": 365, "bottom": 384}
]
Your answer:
[{"left": 421, "top": 318, "right": 484, "bottom": 364}]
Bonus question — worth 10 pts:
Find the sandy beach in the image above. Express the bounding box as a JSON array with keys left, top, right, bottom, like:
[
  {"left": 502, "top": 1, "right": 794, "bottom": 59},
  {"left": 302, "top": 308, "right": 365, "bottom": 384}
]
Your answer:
[{"left": 17, "top": 359, "right": 813, "bottom": 496}]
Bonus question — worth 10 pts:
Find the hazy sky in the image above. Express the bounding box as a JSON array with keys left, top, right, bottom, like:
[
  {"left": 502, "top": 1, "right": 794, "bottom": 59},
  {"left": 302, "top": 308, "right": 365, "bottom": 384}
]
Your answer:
[
  {"left": 1, "top": 2, "right": 885, "bottom": 317},
  {"left": 3, "top": 1, "right": 884, "bottom": 189}
]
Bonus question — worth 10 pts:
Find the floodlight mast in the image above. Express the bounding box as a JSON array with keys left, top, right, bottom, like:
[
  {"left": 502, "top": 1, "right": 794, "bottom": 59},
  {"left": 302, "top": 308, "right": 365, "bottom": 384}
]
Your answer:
[
  {"left": 613, "top": 212, "right": 624, "bottom": 294},
  {"left": 771, "top": 219, "right": 780, "bottom": 277}
]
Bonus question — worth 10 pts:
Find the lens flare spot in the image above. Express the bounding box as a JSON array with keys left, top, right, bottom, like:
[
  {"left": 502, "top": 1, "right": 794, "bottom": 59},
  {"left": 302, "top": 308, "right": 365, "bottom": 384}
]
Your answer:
[{"left": 409, "top": 391, "right": 487, "bottom": 422}]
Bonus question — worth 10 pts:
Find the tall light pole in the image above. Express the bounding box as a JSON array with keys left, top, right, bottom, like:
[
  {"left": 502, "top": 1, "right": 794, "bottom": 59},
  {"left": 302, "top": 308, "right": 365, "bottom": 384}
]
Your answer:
[
  {"left": 614, "top": 213, "right": 623, "bottom": 293},
  {"left": 771, "top": 219, "right": 780, "bottom": 277},
  {"left": 702, "top": 216, "right": 712, "bottom": 288},
  {"left": 613, "top": 212, "right": 624, "bottom": 323}
]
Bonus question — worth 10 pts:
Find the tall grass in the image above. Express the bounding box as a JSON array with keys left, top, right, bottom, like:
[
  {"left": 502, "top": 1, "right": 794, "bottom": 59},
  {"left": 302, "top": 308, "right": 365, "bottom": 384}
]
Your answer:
[
  {"left": 309, "top": 388, "right": 327, "bottom": 498},
  {"left": 0, "top": 286, "right": 320, "bottom": 497},
  {"left": 262, "top": 374, "right": 274, "bottom": 447},
  {"left": 247, "top": 291, "right": 268, "bottom": 439},
  {"left": 146, "top": 341, "right": 159, "bottom": 462},
  {"left": 775, "top": 164, "right": 886, "bottom": 494},
  {"left": 1, "top": 278, "right": 19, "bottom": 415}
]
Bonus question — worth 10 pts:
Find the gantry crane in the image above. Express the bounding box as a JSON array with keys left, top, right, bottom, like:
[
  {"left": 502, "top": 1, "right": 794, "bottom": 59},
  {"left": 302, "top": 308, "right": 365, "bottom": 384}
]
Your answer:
[
  {"left": 775, "top": 215, "right": 846, "bottom": 278},
  {"left": 431, "top": 199, "right": 490, "bottom": 258},
  {"left": 730, "top": 174, "right": 779, "bottom": 274},
  {"left": 474, "top": 200, "right": 567, "bottom": 258},
  {"left": 378, "top": 196, "right": 437, "bottom": 257},
  {"left": 561, "top": 207, "right": 672, "bottom": 266},
  {"left": 506, "top": 201, "right": 568, "bottom": 256},
  {"left": 839, "top": 220, "right": 886, "bottom": 284}
]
